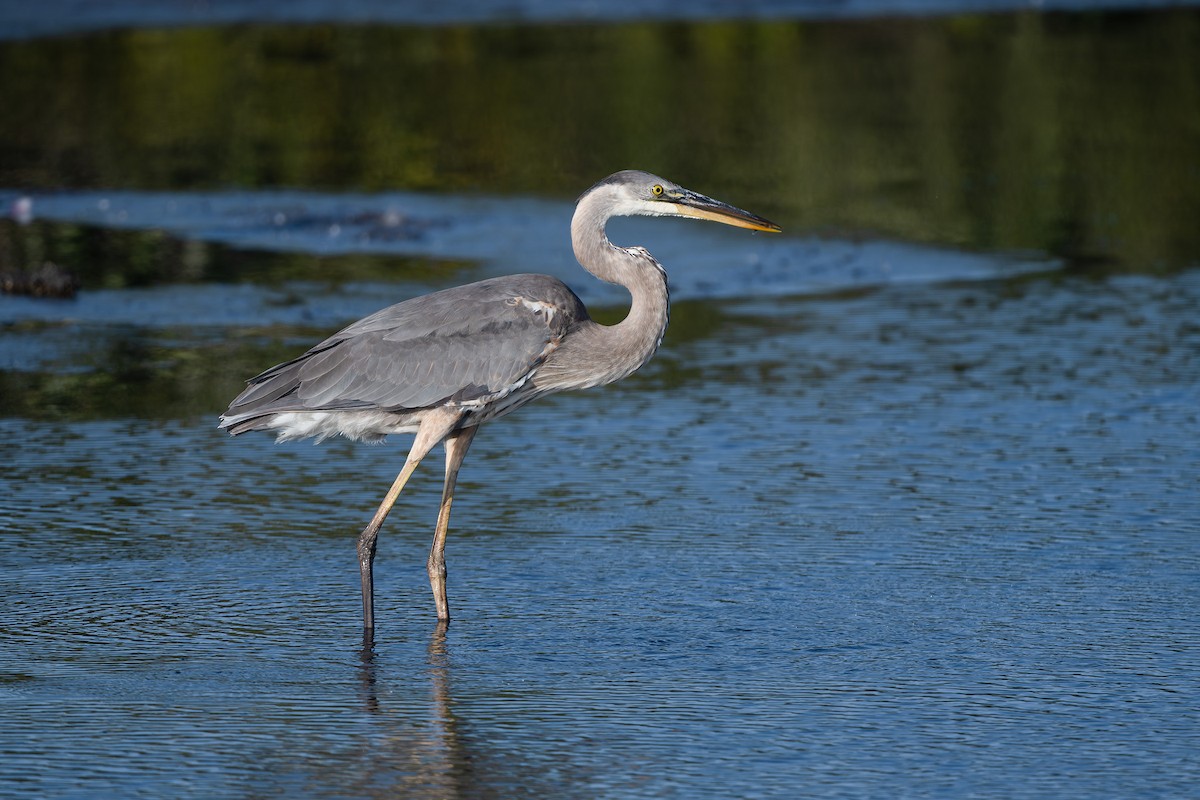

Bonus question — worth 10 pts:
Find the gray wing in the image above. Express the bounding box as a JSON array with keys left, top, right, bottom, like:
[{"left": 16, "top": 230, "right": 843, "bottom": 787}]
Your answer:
[{"left": 220, "top": 274, "right": 588, "bottom": 430}]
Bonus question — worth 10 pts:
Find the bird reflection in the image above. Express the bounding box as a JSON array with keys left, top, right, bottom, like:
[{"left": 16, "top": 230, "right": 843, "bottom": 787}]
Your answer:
[
  {"left": 348, "top": 622, "right": 601, "bottom": 796},
  {"left": 352, "top": 623, "right": 469, "bottom": 798},
  {"left": 425, "top": 621, "right": 459, "bottom": 768},
  {"left": 357, "top": 627, "right": 380, "bottom": 714}
]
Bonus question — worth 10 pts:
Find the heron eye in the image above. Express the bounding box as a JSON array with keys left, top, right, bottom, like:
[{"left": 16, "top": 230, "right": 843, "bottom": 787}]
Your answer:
[{"left": 651, "top": 184, "right": 664, "bottom": 197}]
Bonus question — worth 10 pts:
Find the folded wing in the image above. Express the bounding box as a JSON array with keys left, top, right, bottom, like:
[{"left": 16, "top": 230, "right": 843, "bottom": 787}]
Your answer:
[{"left": 220, "top": 274, "right": 587, "bottom": 434}]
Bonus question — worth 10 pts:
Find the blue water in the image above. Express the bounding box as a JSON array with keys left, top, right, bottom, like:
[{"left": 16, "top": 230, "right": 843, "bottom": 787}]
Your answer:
[
  {"left": 2, "top": 3, "right": 1199, "bottom": 794},
  {"left": 2, "top": 238, "right": 1197, "bottom": 796}
]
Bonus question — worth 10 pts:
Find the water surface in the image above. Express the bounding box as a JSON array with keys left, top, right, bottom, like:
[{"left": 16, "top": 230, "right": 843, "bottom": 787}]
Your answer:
[
  {"left": 2, "top": 6, "right": 1199, "bottom": 799},
  {"left": 3, "top": 269, "right": 1197, "bottom": 798}
]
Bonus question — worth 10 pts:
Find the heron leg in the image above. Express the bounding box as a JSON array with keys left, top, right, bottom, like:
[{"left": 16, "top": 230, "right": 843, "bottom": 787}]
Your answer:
[
  {"left": 428, "top": 424, "right": 478, "bottom": 622},
  {"left": 358, "top": 408, "right": 462, "bottom": 631}
]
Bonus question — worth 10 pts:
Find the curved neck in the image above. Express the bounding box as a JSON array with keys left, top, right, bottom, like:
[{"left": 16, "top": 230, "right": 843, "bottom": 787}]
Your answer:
[{"left": 564, "top": 192, "right": 671, "bottom": 386}]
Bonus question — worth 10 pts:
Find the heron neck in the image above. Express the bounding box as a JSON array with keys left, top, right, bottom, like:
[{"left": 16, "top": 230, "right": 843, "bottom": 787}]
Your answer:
[{"left": 569, "top": 204, "right": 670, "bottom": 386}]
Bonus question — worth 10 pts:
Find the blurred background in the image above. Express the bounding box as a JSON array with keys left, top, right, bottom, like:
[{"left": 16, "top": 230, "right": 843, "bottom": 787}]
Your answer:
[
  {"left": 3, "top": 5, "right": 1198, "bottom": 414},
  {"left": 1, "top": 2, "right": 1198, "bottom": 798}
]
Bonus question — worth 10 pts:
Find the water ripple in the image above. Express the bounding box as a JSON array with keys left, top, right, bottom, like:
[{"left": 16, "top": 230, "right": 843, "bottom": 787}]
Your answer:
[{"left": 2, "top": 271, "right": 1199, "bottom": 798}]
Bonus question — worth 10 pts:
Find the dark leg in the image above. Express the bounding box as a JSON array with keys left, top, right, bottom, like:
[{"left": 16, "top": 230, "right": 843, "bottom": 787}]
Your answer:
[
  {"left": 427, "top": 425, "right": 478, "bottom": 622},
  {"left": 358, "top": 409, "right": 461, "bottom": 631},
  {"left": 358, "top": 458, "right": 421, "bottom": 631}
]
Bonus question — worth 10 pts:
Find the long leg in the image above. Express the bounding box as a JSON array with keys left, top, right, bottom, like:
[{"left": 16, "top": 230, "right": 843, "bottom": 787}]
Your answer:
[
  {"left": 427, "top": 424, "right": 478, "bottom": 622},
  {"left": 358, "top": 408, "right": 462, "bottom": 631}
]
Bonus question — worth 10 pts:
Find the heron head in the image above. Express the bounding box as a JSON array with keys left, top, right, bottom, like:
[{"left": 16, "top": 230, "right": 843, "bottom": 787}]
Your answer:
[{"left": 583, "top": 170, "right": 781, "bottom": 233}]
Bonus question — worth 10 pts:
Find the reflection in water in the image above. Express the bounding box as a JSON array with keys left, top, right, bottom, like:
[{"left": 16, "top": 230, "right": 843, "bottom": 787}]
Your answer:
[
  {"left": 1, "top": 11, "right": 1198, "bottom": 268},
  {"left": 0, "top": 271, "right": 1197, "bottom": 797},
  {"left": 348, "top": 624, "right": 469, "bottom": 799},
  {"left": 349, "top": 623, "right": 559, "bottom": 799},
  {"left": 357, "top": 628, "right": 379, "bottom": 714},
  {"left": 422, "top": 623, "right": 465, "bottom": 799},
  {"left": 1, "top": 6, "right": 1198, "bottom": 798}
]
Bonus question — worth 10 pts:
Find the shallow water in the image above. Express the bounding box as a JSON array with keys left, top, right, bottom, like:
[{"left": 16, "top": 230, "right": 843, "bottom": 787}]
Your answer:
[
  {"left": 2, "top": 5, "right": 1200, "bottom": 799},
  {"left": 3, "top": 266, "right": 1198, "bottom": 798}
]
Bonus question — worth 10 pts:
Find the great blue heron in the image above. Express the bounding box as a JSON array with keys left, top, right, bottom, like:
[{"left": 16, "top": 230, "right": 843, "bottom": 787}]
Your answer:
[{"left": 220, "top": 170, "right": 780, "bottom": 629}]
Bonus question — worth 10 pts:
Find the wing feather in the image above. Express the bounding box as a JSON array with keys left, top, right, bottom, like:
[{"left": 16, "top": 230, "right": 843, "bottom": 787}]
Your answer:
[{"left": 220, "top": 274, "right": 588, "bottom": 430}]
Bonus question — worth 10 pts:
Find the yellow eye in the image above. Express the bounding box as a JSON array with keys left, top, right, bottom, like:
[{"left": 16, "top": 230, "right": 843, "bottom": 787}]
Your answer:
[{"left": 651, "top": 184, "right": 664, "bottom": 197}]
